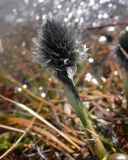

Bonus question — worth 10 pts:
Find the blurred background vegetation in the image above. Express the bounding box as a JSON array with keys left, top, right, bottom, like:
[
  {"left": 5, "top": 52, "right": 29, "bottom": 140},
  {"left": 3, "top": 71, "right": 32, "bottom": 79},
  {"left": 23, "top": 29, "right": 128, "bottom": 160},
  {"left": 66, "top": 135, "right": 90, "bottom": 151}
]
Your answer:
[{"left": 0, "top": 0, "right": 128, "bottom": 159}]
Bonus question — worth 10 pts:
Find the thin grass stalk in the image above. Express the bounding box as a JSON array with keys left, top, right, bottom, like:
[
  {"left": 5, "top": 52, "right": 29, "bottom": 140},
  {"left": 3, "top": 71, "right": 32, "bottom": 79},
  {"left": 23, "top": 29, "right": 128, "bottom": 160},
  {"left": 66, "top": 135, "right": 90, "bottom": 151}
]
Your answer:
[
  {"left": 123, "top": 70, "right": 128, "bottom": 110},
  {"left": 63, "top": 83, "right": 106, "bottom": 159},
  {"left": 0, "top": 94, "right": 79, "bottom": 149}
]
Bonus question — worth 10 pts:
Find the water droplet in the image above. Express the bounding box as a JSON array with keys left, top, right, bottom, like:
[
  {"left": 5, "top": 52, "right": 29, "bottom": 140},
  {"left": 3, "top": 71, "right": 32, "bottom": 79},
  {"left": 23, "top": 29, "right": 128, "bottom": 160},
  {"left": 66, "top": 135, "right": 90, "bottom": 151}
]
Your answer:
[
  {"left": 68, "top": 13, "right": 73, "bottom": 18},
  {"left": 24, "top": 0, "right": 29, "bottom": 4},
  {"left": 16, "top": 18, "right": 24, "bottom": 23},
  {"left": 23, "top": 84, "right": 27, "bottom": 89},
  {"left": 99, "top": 36, "right": 107, "bottom": 43},
  {"left": 107, "top": 26, "right": 115, "bottom": 32},
  {"left": 106, "top": 108, "right": 110, "bottom": 112},
  {"left": 39, "top": 86, "right": 43, "bottom": 91},
  {"left": 98, "top": 13, "right": 103, "bottom": 19},
  {"left": 114, "top": 70, "right": 118, "bottom": 76},
  {"left": 89, "top": 0, "right": 95, "bottom": 6},
  {"left": 126, "top": 26, "right": 128, "bottom": 31},
  {"left": 85, "top": 73, "right": 99, "bottom": 85},
  {"left": 12, "top": 8, "right": 17, "bottom": 14},
  {"left": 33, "top": 3, "right": 37, "bottom": 7},
  {"left": 85, "top": 73, "right": 92, "bottom": 81},
  {"left": 41, "top": 92, "right": 46, "bottom": 98},
  {"left": 42, "top": 15, "right": 46, "bottom": 20},
  {"left": 64, "top": 18, "right": 68, "bottom": 22},
  {"left": 38, "top": 0, "right": 44, "bottom": 3},
  {"left": 77, "top": 9, "right": 82, "bottom": 15},
  {"left": 101, "top": 77, "right": 106, "bottom": 82},
  {"left": 17, "top": 87, "right": 22, "bottom": 92},
  {"left": 108, "top": 3, "right": 113, "bottom": 7},
  {"left": 75, "top": 18, "right": 79, "bottom": 22},
  {"left": 57, "top": 4, "right": 62, "bottom": 9},
  {"left": 65, "top": 8, "right": 69, "bottom": 12},
  {"left": 71, "top": 0, "right": 76, "bottom": 3},
  {"left": 102, "top": 13, "right": 109, "bottom": 19},
  {"left": 35, "top": 15, "right": 40, "bottom": 20},
  {"left": 92, "top": 78, "right": 99, "bottom": 85},
  {"left": 80, "top": 1, "right": 85, "bottom": 6},
  {"left": 88, "top": 58, "right": 94, "bottom": 63},
  {"left": 100, "top": 0, "right": 110, "bottom": 4}
]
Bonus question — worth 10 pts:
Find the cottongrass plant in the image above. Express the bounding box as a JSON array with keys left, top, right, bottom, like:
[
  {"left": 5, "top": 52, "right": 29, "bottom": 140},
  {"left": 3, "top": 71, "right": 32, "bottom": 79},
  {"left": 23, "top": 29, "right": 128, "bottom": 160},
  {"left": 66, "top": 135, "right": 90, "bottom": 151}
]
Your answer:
[
  {"left": 116, "top": 30, "right": 128, "bottom": 110},
  {"left": 33, "top": 19, "right": 106, "bottom": 159}
]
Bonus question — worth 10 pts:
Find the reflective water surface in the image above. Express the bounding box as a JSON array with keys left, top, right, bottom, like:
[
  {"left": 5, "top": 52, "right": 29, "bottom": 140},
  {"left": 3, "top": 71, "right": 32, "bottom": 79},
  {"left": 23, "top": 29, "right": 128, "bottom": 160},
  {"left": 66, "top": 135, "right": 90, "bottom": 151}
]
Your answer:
[{"left": 0, "top": 0, "right": 128, "bottom": 78}]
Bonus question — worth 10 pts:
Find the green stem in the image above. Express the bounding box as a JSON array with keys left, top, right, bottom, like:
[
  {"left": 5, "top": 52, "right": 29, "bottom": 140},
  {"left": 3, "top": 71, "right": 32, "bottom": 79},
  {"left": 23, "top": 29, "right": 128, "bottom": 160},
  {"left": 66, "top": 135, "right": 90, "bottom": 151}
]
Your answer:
[
  {"left": 63, "top": 83, "right": 106, "bottom": 159},
  {"left": 123, "top": 70, "right": 128, "bottom": 110}
]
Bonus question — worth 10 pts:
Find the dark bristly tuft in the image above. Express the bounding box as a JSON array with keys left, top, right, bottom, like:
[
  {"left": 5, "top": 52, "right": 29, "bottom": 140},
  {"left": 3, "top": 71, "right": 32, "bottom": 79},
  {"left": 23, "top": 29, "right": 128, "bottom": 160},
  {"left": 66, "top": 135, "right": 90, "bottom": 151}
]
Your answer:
[
  {"left": 33, "top": 20, "right": 76, "bottom": 71},
  {"left": 116, "top": 31, "right": 128, "bottom": 70},
  {"left": 33, "top": 19, "right": 88, "bottom": 85}
]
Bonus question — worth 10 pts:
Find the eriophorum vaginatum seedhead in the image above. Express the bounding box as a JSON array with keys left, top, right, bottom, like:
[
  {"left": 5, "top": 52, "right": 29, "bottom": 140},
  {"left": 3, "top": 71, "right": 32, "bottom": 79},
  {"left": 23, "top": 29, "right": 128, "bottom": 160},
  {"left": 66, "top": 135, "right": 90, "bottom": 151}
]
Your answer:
[
  {"left": 116, "top": 30, "right": 128, "bottom": 70},
  {"left": 33, "top": 19, "right": 88, "bottom": 85},
  {"left": 32, "top": 19, "right": 107, "bottom": 158}
]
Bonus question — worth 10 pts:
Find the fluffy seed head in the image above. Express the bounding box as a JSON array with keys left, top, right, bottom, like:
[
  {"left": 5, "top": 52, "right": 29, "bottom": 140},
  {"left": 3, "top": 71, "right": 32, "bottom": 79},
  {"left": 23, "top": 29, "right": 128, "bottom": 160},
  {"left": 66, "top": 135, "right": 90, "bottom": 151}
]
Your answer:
[
  {"left": 116, "top": 30, "right": 128, "bottom": 70},
  {"left": 33, "top": 19, "right": 88, "bottom": 83}
]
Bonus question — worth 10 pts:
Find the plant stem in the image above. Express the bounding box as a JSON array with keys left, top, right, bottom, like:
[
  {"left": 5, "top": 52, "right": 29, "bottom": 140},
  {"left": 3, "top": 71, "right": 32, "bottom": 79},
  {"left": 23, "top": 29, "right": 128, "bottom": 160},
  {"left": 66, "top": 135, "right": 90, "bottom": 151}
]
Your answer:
[
  {"left": 63, "top": 82, "right": 106, "bottom": 159},
  {"left": 123, "top": 70, "right": 128, "bottom": 110}
]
